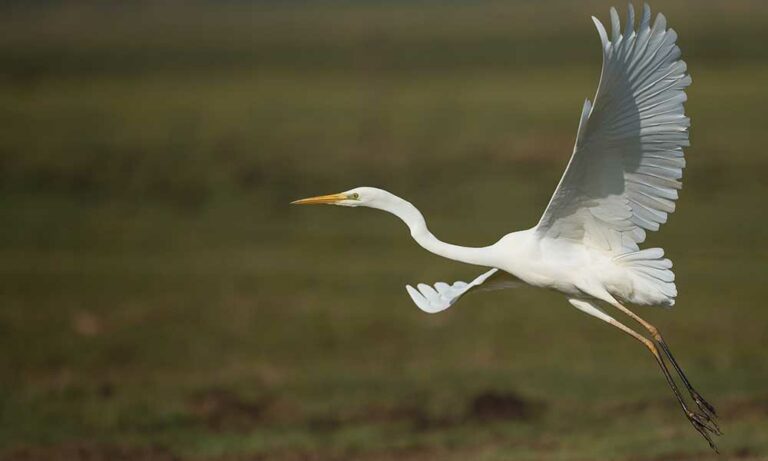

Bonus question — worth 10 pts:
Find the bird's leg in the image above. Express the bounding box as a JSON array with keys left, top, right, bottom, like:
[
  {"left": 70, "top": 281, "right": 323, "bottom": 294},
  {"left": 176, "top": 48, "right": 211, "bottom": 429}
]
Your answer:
[
  {"left": 595, "top": 315, "right": 720, "bottom": 451},
  {"left": 610, "top": 302, "right": 718, "bottom": 424},
  {"left": 652, "top": 347, "right": 720, "bottom": 451},
  {"left": 657, "top": 338, "right": 718, "bottom": 420}
]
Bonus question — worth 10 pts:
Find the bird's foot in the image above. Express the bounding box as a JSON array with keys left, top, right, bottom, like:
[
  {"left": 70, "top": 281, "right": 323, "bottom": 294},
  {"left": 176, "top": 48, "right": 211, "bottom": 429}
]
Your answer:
[
  {"left": 683, "top": 387, "right": 720, "bottom": 433},
  {"left": 688, "top": 410, "right": 721, "bottom": 435},
  {"left": 686, "top": 410, "right": 721, "bottom": 452},
  {"left": 655, "top": 337, "right": 720, "bottom": 434},
  {"left": 691, "top": 390, "right": 718, "bottom": 420}
]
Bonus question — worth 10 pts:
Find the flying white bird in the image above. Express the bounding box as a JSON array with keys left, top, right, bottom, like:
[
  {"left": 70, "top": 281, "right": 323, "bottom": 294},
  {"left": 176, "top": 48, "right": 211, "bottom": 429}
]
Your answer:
[{"left": 293, "top": 4, "right": 720, "bottom": 450}]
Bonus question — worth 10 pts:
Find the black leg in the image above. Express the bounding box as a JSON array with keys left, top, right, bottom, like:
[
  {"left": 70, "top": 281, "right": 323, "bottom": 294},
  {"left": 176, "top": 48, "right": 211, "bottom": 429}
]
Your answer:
[
  {"left": 652, "top": 350, "right": 720, "bottom": 452},
  {"left": 608, "top": 302, "right": 722, "bottom": 444},
  {"left": 656, "top": 336, "right": 719, "bottom": 423}
]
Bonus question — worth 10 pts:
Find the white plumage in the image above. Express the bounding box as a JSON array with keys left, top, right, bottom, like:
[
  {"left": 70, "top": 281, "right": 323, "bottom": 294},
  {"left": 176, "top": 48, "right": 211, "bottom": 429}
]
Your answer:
[
  {"left": 406, "top": 268, "right": 521, "bottom": 314},
  {"left": 408, "top": 3, "right": 688, "bottom": 311},
  {"left": 294, "top": 4, "right": 720, "bottom": 450},
  {"left": 539, "top": 4, "right": 689, "bottom": 257}
]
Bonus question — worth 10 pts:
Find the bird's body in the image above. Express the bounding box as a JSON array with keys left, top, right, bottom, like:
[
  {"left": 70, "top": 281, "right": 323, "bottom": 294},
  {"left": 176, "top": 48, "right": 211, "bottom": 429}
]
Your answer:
[
  {"left": 293, "top": 3, "right": 721, "bottom": 451},
  {"left": 471, "top": 231, "right": 676, "bottom": 308},
  {"left": 497, "top": 231, "right": 624, "bottom": 302},
  {"left": 367, "top": 187, "right": 674, "bottom": 308}
]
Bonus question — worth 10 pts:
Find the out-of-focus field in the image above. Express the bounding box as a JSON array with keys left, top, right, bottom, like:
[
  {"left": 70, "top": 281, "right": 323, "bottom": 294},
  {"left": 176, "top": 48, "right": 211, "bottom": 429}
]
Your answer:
[{"left": 1, "top": 1, "right": 767, "bottom": 460}]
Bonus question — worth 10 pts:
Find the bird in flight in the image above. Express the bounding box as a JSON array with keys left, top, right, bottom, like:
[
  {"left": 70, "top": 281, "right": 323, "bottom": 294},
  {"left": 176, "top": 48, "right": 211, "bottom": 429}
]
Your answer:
[{"left": 293, "top": 4, "right": 720, "bottom": 450}]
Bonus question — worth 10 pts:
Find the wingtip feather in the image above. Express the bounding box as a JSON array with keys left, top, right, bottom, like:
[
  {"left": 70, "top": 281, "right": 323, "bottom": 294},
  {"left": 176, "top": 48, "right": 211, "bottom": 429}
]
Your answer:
[
  {"left": 592, "top": 16, "right": 609, "bottom": 47},
  {"left": 625, "top": 3, "right": 635, "bottom": 37},
  {"left": 406, "top": 284, "right": 440, "bottom": 314},
  {"left": 610, "top": 7, "right": 621, "bottom": 42},
  {"left": 641, "top": 3, "right": 651, "bottom": 30}
]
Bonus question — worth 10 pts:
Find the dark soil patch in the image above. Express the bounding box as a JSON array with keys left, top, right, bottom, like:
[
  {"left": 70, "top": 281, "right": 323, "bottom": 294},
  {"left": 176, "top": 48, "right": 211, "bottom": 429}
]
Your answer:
[
  {"left": 304, "top": 389, "right": 542, "bottom": 432},
  {"left": 187, "top": 388, "right": 270, "bottom": 432},
  {"left": 467, "top": 390, "right": 543, "bottom": 422},
  {"left": 305, "top": 403, "right": 438, "bottom": 432}
]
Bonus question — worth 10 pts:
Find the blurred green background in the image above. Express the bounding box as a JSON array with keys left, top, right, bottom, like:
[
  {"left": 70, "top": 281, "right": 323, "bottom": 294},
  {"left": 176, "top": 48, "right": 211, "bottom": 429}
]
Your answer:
[{"left": 1, "top": 1, "right": 767, "bottom": 460}]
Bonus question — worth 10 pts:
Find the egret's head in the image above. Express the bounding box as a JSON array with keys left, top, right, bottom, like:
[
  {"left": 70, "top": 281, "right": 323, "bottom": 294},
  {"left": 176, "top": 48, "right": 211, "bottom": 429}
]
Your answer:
[{"left": 291, "top": 187, "right": 390, "bottom": 208}]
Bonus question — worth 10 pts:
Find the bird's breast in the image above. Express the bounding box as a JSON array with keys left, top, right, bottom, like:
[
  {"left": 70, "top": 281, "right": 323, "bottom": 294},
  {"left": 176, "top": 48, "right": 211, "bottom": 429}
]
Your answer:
[{"left": 497, "top": 236, "right": 592, "bottom": 296}]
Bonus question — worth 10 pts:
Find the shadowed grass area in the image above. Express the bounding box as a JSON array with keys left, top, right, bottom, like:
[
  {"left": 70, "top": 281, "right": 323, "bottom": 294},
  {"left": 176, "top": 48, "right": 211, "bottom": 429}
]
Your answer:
[{"left": 1, "top": 1, "right": 768, "bottom": 460}]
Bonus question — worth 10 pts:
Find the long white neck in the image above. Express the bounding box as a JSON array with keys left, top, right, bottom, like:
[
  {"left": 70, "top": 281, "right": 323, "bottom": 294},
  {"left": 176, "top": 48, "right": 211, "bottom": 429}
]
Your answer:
[{"left": 369, "top": 191, "right": 499, "bottom": 268}]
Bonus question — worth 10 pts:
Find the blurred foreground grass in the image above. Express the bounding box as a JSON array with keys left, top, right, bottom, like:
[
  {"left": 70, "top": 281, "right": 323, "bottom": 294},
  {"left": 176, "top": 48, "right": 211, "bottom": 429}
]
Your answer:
[{"left": 1, "top": 1, "right": 768, "bottom": 460}]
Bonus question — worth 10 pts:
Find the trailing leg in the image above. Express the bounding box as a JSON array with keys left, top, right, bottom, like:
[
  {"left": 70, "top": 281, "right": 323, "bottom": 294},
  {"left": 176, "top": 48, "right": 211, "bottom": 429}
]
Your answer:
[
  {"left": 610, "top": 301, "right": 718, "bottom": 423},
  {"left": 569, "top": 299, "right": 720, "bottom": 451}
]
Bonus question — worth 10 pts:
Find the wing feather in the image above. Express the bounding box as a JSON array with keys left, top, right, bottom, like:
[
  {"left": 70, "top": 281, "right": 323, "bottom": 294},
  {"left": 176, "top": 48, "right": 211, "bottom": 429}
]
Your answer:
[
  {"left": 536, "top": 4, "right": 690, "bottom": 254},
  {"left": 406, "top": 269, "right": 521, "bottom": 314}
]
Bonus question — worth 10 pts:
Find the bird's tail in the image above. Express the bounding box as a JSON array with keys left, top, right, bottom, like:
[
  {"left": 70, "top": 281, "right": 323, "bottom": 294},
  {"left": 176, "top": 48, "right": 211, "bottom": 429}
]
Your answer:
[{"left": 614, "top": 248, "right": 677, "bottom": 307}]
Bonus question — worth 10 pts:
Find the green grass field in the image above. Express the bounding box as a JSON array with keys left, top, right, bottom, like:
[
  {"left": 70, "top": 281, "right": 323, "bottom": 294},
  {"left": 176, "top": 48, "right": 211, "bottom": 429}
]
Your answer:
[{"left": 1, "top": 2, "right": 768, "bottom": 460}]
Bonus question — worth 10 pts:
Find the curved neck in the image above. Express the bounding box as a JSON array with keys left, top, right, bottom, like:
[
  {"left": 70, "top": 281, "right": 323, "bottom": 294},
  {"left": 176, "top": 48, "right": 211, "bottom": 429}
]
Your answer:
[{"left": 372, "top": 192, "right": 498, "bottom": 268}]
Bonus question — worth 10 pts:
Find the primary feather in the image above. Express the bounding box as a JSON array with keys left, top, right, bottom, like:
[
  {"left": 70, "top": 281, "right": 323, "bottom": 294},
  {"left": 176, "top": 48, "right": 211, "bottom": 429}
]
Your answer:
[
  {"left": 406, "top": 268, "right": 521, "bottom": 314},
  {"left": 535, "top": 3, "right": 690, "bottom": 255}
]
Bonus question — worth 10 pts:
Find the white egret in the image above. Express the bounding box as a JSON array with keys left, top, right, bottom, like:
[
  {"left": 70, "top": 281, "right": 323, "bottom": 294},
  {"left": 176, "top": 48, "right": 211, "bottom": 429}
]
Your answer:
[{"left": 293, "top": 4, "right": 720, "bottom": 450}]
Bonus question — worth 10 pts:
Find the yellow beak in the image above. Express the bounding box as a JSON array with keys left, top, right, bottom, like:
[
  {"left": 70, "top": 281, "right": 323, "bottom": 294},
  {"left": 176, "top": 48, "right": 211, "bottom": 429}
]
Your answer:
[{"left": 291, "top": 193, "right": 348, "bottom": 205}]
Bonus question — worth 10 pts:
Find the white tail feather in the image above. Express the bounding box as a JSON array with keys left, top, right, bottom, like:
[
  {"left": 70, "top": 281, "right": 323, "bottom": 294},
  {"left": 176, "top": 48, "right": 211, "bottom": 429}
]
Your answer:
[{"left": 614, "top": 248, "right": 677, "bottom": 307}]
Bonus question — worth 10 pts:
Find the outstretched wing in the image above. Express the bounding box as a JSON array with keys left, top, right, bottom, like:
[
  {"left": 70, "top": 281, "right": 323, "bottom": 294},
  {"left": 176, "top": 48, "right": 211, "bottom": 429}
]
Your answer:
[
  {"left": 536, "top": 4, "right": 690, "bottom": 254},
  {"left": 406, "top": 268, "right": 521, "bottom": 314}
]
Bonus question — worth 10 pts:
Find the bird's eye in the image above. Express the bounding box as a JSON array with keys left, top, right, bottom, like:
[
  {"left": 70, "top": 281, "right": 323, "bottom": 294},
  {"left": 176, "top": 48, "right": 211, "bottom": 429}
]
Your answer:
[{"left": 351, "top": 193, "right": 359, "bottom": 200}]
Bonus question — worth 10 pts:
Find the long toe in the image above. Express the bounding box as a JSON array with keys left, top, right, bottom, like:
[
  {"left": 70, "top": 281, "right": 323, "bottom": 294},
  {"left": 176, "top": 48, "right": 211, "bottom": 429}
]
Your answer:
[
  {"left": 692, "top": 391, "right": 718, "bottom": 418},
  {"left": 688, "top": 414, "right": 719, "bottom": 453},
  {"left": 690, "top": 411, "right": 721, "bottom": 435},
  {"left": 692, "top": 402, "right": 721, "bottom": 433},
  {"left": 687, "top": 410, "right": 722, "bottom": 447},
  {"left": 700, "top": 410, "right": 722, "bottom": 435}
]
